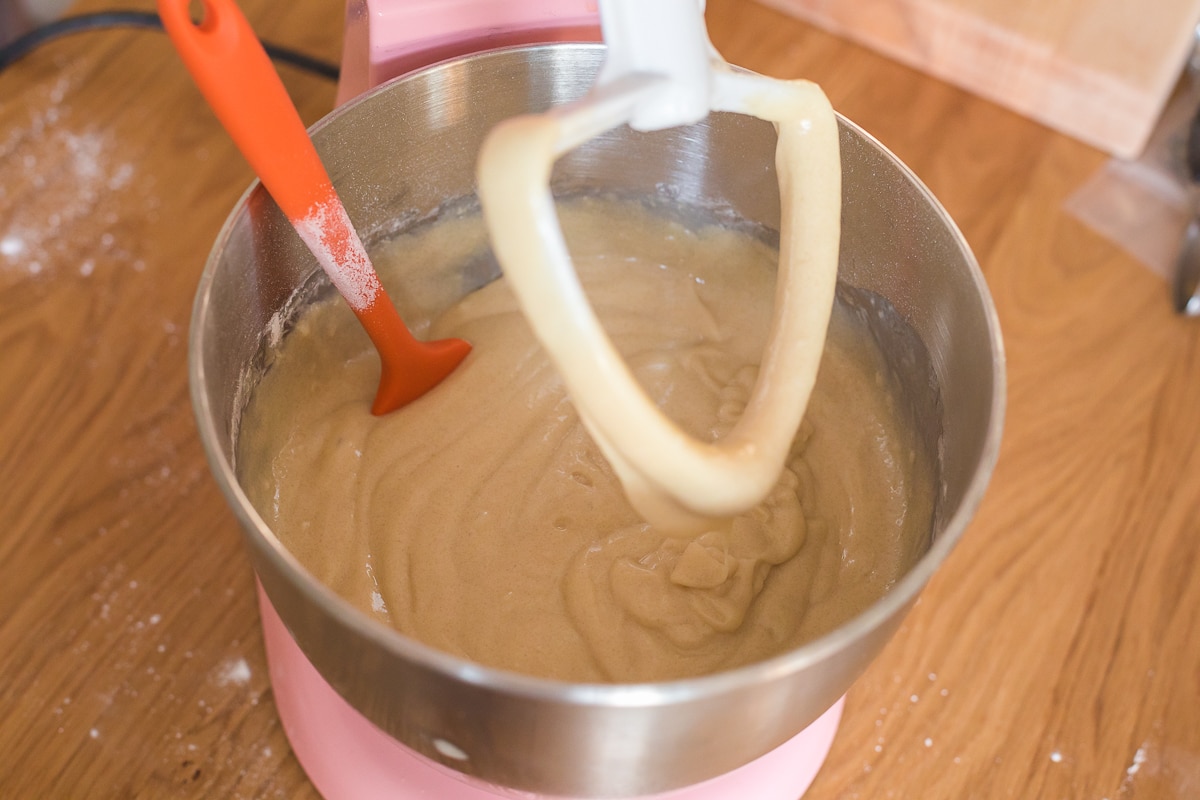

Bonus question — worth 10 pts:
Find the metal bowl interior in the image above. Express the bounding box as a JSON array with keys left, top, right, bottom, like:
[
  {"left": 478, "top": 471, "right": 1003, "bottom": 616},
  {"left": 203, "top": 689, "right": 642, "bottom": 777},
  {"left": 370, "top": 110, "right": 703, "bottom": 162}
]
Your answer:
[{"left": 189, "top": 44, "right": 1004, "bottom": 798}]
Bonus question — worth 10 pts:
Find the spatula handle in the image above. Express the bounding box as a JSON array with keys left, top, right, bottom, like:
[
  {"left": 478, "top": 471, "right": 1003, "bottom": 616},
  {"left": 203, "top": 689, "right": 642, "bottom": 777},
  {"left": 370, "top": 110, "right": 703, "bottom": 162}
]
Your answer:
[{"left": 157, "top": 0, "right": 331, "bottom": 221}]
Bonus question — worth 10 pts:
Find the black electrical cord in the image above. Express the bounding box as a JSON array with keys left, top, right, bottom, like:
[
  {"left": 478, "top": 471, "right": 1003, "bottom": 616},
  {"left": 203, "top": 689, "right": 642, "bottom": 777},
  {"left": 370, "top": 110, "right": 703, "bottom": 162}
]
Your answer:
[{"left": 0, "top": 10, "right": 339, "bottom": 79}]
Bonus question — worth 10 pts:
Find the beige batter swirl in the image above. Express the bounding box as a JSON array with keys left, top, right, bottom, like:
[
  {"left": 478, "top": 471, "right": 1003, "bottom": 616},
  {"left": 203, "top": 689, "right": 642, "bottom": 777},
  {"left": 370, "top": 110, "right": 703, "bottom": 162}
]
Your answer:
[{"left": 237, "top": 198, "right": 934, "bottom": 683}]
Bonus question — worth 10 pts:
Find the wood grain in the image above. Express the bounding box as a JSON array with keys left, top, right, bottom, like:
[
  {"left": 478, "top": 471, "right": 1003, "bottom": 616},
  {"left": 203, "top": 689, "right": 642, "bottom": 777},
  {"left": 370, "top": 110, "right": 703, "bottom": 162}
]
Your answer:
[
  {"left": 1, "top": 0, "right": 1198, "bottom": 798},
  {"left": 753, "top": 0, "right": 1200, "bottom": 158},
  {"left": 0, "top": 0, "right": 337, "bottom": 796}
]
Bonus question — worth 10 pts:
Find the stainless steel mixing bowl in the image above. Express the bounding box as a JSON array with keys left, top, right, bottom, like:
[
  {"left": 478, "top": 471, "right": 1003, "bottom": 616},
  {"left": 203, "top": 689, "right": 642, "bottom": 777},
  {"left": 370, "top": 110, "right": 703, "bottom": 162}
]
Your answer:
[{"left": 190, "top": 43, "right": 1004, "bottom": 798}]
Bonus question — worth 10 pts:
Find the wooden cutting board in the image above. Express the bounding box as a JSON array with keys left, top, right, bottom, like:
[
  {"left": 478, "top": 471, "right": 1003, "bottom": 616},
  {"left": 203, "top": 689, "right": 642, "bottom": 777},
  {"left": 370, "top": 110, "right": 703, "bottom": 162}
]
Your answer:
[{"left": 754, "top": 0, "right": 1200, "bottom": 158}]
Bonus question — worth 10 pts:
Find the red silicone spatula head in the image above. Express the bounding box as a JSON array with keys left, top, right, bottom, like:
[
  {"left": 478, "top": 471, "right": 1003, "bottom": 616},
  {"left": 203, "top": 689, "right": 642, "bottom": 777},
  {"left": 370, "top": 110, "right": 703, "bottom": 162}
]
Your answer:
[{"left": 158, "top": 0, "right": 470, "bottom": 414}]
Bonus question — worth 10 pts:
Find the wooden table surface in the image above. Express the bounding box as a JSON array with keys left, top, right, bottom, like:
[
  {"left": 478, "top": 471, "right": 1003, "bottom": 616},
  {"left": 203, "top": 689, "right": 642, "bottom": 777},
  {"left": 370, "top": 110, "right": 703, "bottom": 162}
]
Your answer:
[{"left": 2, "top": 0, "right": 1197, "bottom": 797}]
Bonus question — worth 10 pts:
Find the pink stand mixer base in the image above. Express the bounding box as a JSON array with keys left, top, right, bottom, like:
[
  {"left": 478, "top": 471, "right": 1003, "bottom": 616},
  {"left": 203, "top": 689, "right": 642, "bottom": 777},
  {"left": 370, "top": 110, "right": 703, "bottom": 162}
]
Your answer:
[{"left": 258, "top": 585, "right": 843, "bottom": 800}]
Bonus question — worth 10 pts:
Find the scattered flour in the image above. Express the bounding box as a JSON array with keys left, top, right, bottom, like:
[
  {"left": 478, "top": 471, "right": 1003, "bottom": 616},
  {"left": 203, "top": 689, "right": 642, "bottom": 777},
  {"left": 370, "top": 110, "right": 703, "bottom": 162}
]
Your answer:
[{"left": 0, "top": 69, "right": 160, "bottom": 282}]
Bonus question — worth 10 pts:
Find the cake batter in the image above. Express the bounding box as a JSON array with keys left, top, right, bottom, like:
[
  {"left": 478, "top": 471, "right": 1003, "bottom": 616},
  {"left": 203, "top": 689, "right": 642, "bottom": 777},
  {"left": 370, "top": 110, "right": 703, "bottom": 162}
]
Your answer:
[{"left": 236, "top": 198, "right": 935, "bottom": 683}]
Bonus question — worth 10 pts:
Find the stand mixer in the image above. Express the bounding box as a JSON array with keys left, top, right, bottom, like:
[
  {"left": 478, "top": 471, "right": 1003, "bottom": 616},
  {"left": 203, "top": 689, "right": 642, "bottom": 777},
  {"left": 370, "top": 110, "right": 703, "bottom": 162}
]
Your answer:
[
  {"left": 271, "top": 6, "right": 845, "bottom": 797},
  {"left": 188, "top": 1, "right": 1004, "bottom": 798}
]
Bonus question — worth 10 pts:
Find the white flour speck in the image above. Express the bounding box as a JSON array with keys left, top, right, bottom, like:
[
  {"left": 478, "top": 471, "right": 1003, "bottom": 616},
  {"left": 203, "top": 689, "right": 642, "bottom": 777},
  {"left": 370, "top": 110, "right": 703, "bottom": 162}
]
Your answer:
[
  {"left": 924, "top": 738, "right": 933, "bottom": 748},
  {"left": 366, "top": 558, "right": 388, "bottom": 614},
  {"left": 910, "top": 694, "right": 919, "bottom": 703},
  {"left": 89, "top": 728, "right": 99, "bottom": 739},
  {"left": 0, "top": 235, "right": 24, "bottom": 257},
  {"left": 108, "top": 162, "right": 134, "bottom": 189},
  {"left": 266, "top": 311, "right": 285, "bottom": 349},
  {"left": 1049, "top": 750, "right": 1063, "bottom": 763},
  {"left": 215, "top": 657, "right": 252, "bottom": 687},
  {"left": 1127, "top": 746, "right": 1147, "bottom": 776}
]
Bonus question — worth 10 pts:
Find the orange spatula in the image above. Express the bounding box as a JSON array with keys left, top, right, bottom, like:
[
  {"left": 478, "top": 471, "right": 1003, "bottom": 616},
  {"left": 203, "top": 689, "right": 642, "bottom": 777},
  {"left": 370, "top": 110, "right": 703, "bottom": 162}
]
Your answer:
[{"left": 158, "top": 0, "right": 471, "bottom": 414}]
